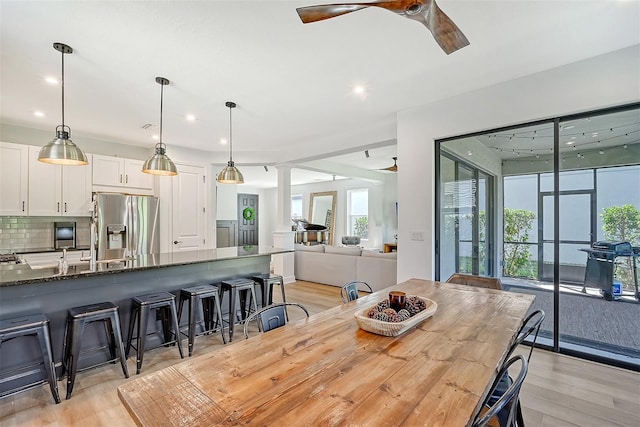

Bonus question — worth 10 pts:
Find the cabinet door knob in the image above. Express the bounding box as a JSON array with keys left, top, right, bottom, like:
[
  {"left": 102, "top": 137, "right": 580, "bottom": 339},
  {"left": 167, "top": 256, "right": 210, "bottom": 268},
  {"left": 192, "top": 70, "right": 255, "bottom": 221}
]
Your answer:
[
  {"left": 125, "top": 174, "right": 128, "bottom": 184},
  {"left": 64, "top": 202, "right": 67, "bottom": 213},
  {"left": 57, "top": 202, "right": 60, "bottom": 212},
  {"left": 22, "top": 201, "right": 25, "bottom": 212},
  {"left": 173, "top": 240, "right": 183, "bottom": 245},
  {"left": 120, "top": 174, "right": 123, "bottom": 183}
]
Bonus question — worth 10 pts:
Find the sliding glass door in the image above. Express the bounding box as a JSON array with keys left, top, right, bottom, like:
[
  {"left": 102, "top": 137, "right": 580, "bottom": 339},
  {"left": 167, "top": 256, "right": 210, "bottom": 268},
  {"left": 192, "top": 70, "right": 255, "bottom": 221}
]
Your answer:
[
  {"left": 438, "top": 152, "right": 494, "bottom": 281},
  {"left": 436, "top": 103, "right": 640, "bottom": 370}
]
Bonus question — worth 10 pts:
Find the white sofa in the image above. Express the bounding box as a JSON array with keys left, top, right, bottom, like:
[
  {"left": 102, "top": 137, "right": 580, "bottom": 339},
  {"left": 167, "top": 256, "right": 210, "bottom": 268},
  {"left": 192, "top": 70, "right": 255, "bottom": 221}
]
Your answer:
[{"left": 294, "top": 244, "right": 397, "bottom": 291}]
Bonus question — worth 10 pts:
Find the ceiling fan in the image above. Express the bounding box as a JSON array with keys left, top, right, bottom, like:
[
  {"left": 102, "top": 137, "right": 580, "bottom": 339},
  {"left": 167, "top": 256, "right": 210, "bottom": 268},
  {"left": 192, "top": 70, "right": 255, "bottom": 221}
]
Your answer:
[
  {"left": 296, "top": 0, "right": 469, "bottom": 55},
  {"left": 380, "top": 156, "right": 398, "bottom": 172}
]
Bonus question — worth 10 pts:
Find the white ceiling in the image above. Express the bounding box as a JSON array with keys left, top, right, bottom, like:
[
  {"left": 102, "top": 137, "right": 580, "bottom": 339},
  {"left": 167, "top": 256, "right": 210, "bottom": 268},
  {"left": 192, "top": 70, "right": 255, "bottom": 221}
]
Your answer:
[{"left": 1, "top": 1, "right": 638, "bottom": 187}]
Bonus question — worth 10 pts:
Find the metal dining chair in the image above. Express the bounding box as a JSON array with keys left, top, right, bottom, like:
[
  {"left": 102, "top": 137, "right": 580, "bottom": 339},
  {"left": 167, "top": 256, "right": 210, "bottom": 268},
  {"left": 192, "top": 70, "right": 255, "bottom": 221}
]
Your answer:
[
  {"left": 473, "top": 355, "right": 528, "bottom": 427},
  {"left": 340, "top": 281, "right": 374, "bottom": 303},
  {"left": 446, "top": 273, "right": 503, "bottom": 290},
  {"left": 492, "top": 309, "right": 545, "bottom": 426},
  {"left": 243, "top": 302, "right": 309, "bottom": 339}
]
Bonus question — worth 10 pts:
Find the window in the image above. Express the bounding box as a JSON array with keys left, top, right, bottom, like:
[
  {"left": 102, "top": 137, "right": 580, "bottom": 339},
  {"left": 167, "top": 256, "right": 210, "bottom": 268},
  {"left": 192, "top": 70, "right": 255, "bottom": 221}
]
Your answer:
[
  {"left": 291, "top": 194, "right": 303, "bottom": 219},
  {"left": 347, "top": 189, "right": 368, "bottom": 239}
]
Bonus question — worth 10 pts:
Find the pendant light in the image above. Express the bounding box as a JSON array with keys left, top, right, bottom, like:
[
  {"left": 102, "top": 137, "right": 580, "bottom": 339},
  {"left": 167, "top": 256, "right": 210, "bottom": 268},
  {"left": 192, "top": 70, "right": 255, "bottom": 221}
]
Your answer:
[
  {"left": 217, "top": 101, "right": 244, "bottom": 184},
  {"left": 38, "top": 43, "right": 88, "bottom": 165},
  {"left": 142, "top": 77, "right": 178, "bottom": 176}
]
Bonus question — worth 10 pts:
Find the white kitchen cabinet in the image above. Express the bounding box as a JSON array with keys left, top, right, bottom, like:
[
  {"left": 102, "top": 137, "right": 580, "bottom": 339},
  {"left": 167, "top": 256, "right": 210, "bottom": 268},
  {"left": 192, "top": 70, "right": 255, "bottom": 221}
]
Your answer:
[
  {"left": 27, "top": 146, "right": 93, "bottom": 216},
  {"left": 0, "top": 142, "right": 29, "bottom": 215},
  {"left": 92, "top": 154, "right": 153, "bottom": 192}
]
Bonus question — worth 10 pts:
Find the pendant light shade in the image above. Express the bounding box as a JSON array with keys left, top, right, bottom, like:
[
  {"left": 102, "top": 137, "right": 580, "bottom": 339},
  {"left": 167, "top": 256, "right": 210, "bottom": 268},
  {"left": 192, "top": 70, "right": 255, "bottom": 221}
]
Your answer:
[
  {"left": 217, "top": 101, "right": 244, "bottom": 184},
  {"left": 142, "top": 77, "right": 178, "bottom": 176},
  {"left": 38, "top": 43, "right": 88, "bottom": 166}
]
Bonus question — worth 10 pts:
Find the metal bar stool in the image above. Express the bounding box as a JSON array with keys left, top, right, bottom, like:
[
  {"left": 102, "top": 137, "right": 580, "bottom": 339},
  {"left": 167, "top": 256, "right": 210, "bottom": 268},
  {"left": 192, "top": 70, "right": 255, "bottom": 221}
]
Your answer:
[
  {"left": 126, "top": 292, "right": 184, "bottom": 374},
  {"left": 62, "top": 301, "right": 129, "bottom": 399},
  {"left": 220, "top": 278, "right": 258, "bottom": 342},
  {"left": 252, "top": 274, "right": 287, "bottom": 307},
  {"left": 177, "top": 284, "right": 226, "bottom": 357},
  {"left": 0, "top": 313, "right": 61, "bottom": 404}
]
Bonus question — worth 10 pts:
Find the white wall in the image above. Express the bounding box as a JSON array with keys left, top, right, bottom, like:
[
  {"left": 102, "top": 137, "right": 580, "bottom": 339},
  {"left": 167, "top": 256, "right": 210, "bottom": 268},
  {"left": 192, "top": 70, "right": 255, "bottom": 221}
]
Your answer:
[{"left": 397, "top": 45, "right": 640, "bottom": 282}]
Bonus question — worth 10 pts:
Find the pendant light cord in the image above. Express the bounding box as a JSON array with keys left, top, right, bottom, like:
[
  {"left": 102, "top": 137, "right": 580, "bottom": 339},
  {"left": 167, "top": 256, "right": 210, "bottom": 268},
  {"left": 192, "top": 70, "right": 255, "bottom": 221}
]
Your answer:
[
  {"left": 159, "top": 81, "right": 164, "bottom": 145},
  {"left": 61, "top": 47, "right": 65, "bottom": 129},
  {"left": 228, "top": 104, "right": 233, "bottom": 163}
]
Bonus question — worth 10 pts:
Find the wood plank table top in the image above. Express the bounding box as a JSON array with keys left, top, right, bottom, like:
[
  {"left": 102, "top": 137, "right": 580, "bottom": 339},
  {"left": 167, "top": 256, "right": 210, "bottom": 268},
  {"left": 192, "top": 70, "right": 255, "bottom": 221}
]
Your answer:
[{"left": 118, "top": 278, "right": 534, "bottom": 427}]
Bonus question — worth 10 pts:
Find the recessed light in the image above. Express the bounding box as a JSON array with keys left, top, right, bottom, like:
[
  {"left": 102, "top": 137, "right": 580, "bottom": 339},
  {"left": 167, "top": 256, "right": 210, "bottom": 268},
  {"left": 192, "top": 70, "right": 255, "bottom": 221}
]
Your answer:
[
  {"left": 45, "top": 76, "right": 58, "bottom": 85},
  {"left": 185, "top": 114, "right": 196, "bottom": 122},
  {"left": 220, "top": 138, "right": 228, "bottom": 145},
  {"left": 353, "top": 85, "right": 366, "bottom": 95},
  {"left": 151, "top": 134, "right": 159, "bottom": 140},
  {"left": 34, "top": 111, "right": 45, "bottom": 118}
]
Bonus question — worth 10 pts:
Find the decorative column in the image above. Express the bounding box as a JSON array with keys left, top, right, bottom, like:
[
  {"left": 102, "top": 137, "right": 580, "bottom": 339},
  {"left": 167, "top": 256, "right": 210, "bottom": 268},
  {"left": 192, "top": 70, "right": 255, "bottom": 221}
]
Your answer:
[{"left": 272, "top": 165, "right": 295, "bottom": 283}]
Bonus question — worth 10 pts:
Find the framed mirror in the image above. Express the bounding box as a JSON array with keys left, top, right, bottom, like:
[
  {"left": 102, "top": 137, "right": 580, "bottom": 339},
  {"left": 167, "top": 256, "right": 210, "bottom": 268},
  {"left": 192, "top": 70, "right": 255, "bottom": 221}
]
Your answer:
[{"left": 309, "top": 191, "right": 337, "bottom": 245}]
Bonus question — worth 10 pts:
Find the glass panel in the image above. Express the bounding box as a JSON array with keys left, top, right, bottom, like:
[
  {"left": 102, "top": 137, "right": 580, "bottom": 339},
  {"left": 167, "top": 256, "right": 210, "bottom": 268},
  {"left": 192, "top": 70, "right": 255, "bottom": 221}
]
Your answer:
[
  {"left": 558, "top": 108, "right": 640, "bottom": 367},
  {"left": 439, "top": 155, "right": 457, "bottom": 280},
  {"left": 559, "top": 194, "right": 591, "bottom": 241}
]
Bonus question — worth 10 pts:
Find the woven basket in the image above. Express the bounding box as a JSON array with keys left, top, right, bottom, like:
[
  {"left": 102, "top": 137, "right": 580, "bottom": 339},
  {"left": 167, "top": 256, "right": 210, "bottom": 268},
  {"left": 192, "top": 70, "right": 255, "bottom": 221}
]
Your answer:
[{"left": 354, "top": 297, "right": 438, "bottom": 337}]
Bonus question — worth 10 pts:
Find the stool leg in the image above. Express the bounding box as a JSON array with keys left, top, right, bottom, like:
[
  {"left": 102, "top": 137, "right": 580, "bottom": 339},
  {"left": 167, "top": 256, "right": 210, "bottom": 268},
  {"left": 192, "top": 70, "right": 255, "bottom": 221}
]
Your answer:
[
  {"left": 169, "top": 299, "right": 184, "bottom": 359},
  {"left": 279, "top": 278, "right": 287, "bottom": 303},
  {"left": 109, "top": 314, "right": 129, "bottom": 378},
  {"left": 188, "top": 294, "right": 197, "bottom": 357},
  {"left": 248, "top": 286, "right": 258, "bottom": 317},
  {"left": 228, "top": 287, "right": 237, "bottom": 342},
  {"left": 267, "top": 281, "right": 274, "bottom": 306},
  {"left": 104, "top": 320, "right": 117, "bottom": 362},
  {"left": 65, "top": 319, "right": 85, "bottom": 399},
  {"left": 212, "top": 292, "right": 227, "bottom": 344},
  {"left": 36, "top": 324, "right": 61, "bottom": 404},
  {"left": 135, "top": 305, "right": 150, "bottom": 375},
  {"left": 126, "top": 305, "right": 138, "bottom": 359}
]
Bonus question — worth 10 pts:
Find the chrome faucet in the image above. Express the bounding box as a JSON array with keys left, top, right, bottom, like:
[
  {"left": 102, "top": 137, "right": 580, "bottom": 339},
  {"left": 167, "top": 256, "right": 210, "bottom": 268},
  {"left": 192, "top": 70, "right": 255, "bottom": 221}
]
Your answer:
[{"left": 80, "top": 195, "right": 98, "bottom": 271}]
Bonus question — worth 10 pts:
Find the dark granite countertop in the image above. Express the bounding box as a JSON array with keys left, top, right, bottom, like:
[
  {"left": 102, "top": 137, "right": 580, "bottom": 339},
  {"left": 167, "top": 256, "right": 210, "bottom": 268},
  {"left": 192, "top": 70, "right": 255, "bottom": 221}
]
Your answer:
[{"left": 0, "top": 246, "right": 292, "bottom": 287}]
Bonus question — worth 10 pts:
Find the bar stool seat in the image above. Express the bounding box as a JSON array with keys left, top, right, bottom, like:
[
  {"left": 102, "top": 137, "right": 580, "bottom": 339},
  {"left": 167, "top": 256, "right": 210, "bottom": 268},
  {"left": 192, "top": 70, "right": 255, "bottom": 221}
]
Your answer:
[
  {"left": 220, "top": 278, "right": 258, "bottom": 342},
  {"left": 252, "top": 274, "right": 287, "bottom": 306},
  {"left": 62, "top": 301, "right": 129, "bottom": 399},
  {"left": 177, "top": 284, "right": 226, "bottom": 357},
  {"left": 126, "top": 292, "right": 184, "bottom": 374},
  {"left": 0, "top": 313, "right": 61, "bottom": 404}
]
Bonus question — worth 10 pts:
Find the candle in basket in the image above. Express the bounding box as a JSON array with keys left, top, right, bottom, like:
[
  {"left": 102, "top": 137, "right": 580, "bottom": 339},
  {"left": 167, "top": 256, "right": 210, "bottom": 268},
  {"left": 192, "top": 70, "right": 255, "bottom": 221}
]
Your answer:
[{"left": 389, "top": 291, "right": 406, "bottom": 311}]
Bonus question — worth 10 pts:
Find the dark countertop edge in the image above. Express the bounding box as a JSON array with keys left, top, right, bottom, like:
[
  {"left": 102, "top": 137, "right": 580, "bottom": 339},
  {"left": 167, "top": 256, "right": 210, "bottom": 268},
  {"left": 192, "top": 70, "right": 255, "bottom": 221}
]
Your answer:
[{"left": 1, "top": 247, "right": 293, "bottom": 287}]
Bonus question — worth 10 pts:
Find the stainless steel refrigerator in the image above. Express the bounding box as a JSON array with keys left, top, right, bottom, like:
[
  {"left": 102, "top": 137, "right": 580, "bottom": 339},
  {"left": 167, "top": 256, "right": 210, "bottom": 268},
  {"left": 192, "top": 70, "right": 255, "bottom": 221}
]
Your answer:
[{"left": 94, "top": 193, "right": 160, "bottom": 261}]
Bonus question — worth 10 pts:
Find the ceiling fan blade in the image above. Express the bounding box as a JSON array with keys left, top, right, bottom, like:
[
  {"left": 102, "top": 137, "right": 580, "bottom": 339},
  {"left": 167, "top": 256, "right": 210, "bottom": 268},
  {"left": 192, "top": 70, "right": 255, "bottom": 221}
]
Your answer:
[
  {"left": 404, "top": 0, "right": 469, "bottom": 54},
  {"left": 379, "top": 156, "right": 398, "bottom": 172},
  {"left": 297, "top": 1, "right": 469, "bottom": 54},
  {"left": 296, "top": 4, "right": 370, "bottom": 23}
]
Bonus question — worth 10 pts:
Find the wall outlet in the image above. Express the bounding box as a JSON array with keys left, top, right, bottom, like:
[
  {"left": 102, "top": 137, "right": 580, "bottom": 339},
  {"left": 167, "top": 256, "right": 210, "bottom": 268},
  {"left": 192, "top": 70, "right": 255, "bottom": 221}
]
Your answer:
[{"left": 410, "top": 231, "right": 424, "bottom": 241}]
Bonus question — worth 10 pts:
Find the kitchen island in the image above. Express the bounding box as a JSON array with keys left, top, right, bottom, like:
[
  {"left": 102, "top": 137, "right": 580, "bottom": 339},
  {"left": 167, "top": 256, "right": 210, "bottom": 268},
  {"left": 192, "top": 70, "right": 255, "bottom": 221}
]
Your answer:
[{"left": 0, "top": 246, "right": 291, "bottom": 391}]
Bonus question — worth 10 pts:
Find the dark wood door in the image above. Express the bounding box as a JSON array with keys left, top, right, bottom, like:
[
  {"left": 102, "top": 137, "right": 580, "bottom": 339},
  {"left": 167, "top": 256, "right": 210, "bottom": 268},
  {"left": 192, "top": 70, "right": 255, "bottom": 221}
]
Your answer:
[{"left": 238, "top": 193, "right": 258, "bottom": 245}]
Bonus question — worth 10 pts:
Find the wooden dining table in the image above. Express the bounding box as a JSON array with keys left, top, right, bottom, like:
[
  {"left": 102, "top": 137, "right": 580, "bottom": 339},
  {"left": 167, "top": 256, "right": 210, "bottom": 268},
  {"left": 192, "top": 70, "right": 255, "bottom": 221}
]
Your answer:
[{"left": 118, "top": 278, "right": 535, "bottom": 426}]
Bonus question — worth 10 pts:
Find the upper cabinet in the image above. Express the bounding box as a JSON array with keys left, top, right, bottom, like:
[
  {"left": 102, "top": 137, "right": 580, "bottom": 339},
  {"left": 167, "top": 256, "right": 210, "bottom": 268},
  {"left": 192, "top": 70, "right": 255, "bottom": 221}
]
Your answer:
[
  {"left": 27, "top": 146, "right": 93, "bottom": 216},
  {"left": 0, "top": 142, "right": 29, "bottom": 215},
  {"left": 92, "top": 154, "right": 153, "bottom": 194}
]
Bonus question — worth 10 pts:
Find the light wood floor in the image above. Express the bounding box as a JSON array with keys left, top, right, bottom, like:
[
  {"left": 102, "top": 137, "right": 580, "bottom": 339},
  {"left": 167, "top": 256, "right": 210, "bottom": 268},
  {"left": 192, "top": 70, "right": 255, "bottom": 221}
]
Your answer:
[{"left": 1, "top": 281, "right": 638, "bottom": 426}]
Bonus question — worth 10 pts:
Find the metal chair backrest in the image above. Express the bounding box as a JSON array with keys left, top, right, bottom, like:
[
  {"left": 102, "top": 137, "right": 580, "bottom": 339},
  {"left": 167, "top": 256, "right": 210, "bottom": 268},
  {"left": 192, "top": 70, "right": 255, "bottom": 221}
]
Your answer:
[
  {"left": 446, "top": 273, "right": 503, "bottom": 290},
  {"left": 472, "top": 355, "right": 528, "bottom": 427},
  {"left": 507, "top": 309, "right": 545, "bottom": 362},
  {"left": 340, "top": 281, "right": 373, "bottom": 303},
  {"left": 243, "top": 302, "right": 309, "bottom": 339}
]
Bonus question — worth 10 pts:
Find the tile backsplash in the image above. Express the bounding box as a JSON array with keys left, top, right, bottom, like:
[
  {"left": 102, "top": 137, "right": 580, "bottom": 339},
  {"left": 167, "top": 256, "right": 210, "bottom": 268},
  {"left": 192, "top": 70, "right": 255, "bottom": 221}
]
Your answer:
[{"left": 0, "top": 216, "right": 90, "bottom": 253}]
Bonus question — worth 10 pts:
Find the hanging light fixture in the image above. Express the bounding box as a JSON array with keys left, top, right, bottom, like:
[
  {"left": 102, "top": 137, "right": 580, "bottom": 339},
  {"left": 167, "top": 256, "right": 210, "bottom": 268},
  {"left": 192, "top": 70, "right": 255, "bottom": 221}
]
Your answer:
[
  {"left": 142, "top": 77, "right": 178, "bottom": 176},
  {"left": 217, "top": 101, "right": 244, "bottom": 184},
  {"left": 38, "top": 43, "right": 88, "bottom": 165}
]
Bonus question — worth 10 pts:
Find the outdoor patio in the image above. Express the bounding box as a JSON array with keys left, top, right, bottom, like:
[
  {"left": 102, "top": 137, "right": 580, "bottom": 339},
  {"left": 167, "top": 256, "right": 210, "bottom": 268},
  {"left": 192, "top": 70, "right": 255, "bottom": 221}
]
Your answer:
[{"left": 502, "top": 278, "right": 640, "bottom": 361}]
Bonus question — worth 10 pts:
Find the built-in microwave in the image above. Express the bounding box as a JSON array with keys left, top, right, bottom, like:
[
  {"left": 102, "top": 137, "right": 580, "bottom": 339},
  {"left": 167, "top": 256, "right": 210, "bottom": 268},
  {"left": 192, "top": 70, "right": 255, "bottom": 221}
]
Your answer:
[{"left": 54, "top": 222, "right": 76, "bottom": 249}]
